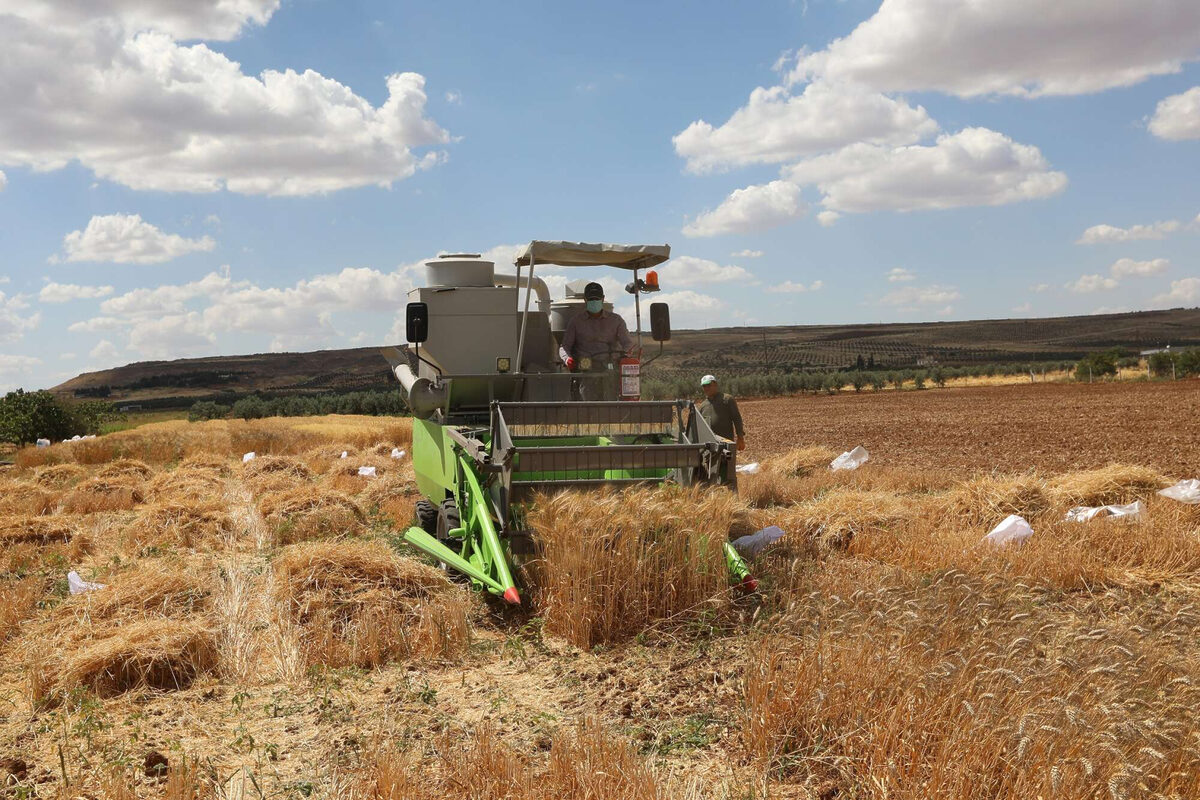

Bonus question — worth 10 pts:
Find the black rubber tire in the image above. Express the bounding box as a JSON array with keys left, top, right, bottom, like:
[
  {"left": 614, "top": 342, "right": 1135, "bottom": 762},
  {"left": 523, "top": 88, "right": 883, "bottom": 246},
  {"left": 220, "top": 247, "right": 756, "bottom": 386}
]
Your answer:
[
  {"left": 414, "top": 500, "right": 438, "bottom": 534},
  {"left": 436, "top": 498, "right": 461, "bottom": 542}
]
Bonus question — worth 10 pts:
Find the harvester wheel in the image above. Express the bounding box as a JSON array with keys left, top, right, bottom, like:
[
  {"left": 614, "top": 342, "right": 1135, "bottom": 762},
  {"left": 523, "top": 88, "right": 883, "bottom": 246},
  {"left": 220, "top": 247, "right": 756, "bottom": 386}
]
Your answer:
[
  {"left": 436, "top": 499, "right": 461, "bottom": 542},
  {"left": 414, "top": 500, "right": 438, "bottom": 535}
]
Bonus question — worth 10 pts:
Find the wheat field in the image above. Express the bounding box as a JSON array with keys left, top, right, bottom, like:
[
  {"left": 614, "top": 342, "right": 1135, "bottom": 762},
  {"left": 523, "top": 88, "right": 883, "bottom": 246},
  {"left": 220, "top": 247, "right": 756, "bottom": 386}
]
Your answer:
[{"left": 1, "top": 410, "right": 1198, "bottom": 798}]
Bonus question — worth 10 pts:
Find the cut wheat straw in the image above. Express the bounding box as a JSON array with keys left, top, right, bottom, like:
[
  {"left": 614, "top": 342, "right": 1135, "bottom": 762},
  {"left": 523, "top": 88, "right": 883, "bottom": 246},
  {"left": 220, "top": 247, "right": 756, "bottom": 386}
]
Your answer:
[
  {"left": 272, "top": 540, "right": 471, "bottom": 668},
  {"left": 124, "top": 501, "right": 237, "bottom": 552},
  {"left": 1047, "top": 464, "right": 1171, "bottom": 507}
]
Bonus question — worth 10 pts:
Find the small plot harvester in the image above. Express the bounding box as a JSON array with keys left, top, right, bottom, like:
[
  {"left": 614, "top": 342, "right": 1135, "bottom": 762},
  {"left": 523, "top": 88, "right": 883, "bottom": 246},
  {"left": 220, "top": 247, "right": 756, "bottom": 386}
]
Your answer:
[{"left": 384, "top": 241, "right": 755, "bottom": 604}]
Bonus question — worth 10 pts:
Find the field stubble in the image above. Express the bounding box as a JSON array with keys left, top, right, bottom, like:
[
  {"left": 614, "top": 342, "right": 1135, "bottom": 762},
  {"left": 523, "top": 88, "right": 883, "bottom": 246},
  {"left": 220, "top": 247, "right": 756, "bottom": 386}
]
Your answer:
[{"left": 0, "top": 395, "right": 1197, "bottom": 798}]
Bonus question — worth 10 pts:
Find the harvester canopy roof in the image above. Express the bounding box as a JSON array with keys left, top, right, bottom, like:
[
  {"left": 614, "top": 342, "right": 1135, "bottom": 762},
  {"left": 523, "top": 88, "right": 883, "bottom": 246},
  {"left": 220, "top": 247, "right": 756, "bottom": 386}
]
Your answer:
[{"left": 515, "top": 241, "right": 670, "bottom": 270}]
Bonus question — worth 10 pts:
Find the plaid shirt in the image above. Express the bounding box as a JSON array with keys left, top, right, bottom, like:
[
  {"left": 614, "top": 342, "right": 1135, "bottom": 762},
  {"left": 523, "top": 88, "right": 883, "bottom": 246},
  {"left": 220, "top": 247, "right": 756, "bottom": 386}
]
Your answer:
[{"left": 558, "top": 310, "right": 633, "bottom": 362}]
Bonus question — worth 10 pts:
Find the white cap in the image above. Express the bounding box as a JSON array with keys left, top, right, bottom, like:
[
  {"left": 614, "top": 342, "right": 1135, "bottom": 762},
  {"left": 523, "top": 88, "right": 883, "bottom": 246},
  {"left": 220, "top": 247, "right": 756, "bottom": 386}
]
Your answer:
[{"left": 700, "top": 374, "right": 717, "bottom": 386}]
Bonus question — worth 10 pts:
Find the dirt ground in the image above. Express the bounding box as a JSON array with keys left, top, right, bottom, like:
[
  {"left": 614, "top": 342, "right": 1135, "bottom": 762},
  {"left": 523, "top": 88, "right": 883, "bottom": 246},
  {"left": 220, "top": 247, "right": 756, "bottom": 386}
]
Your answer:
[
  {"left": 1, "top": 391, "right": 1199, "bottom": 798},
  {"left": 741, "top": 379, "right": 1200, "bottom": 476}
]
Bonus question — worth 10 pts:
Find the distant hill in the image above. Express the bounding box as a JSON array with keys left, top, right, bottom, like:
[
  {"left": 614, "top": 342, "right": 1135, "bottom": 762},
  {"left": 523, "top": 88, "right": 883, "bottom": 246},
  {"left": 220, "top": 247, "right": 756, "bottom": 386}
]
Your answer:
[{"left": 52, "top": 307, "right": 1200, "bottom": 409}]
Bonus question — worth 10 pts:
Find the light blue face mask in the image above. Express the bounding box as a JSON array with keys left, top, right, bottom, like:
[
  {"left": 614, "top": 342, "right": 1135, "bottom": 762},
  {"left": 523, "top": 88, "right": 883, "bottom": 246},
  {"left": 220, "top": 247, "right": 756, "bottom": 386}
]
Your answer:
[{"left": 586, "top": 300, "right": 603, "bottom": 314}]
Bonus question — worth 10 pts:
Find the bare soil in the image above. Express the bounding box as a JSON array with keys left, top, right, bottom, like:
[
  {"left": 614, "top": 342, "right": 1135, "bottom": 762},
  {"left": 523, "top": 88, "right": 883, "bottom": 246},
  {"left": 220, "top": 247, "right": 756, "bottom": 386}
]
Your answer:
[{"left": 742, "top": 379, "right": 1200, "bottom": 476}]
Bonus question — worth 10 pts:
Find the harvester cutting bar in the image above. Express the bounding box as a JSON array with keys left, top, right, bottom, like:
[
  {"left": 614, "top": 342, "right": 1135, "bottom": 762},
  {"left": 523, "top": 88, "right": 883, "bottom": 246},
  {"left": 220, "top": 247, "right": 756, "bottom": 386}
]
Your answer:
[
  {"left": 513, "top": 444, "right": 709, "bottom": 474},
  {"left": 492, "top": 401, "right": 681, "bottom": 438}
]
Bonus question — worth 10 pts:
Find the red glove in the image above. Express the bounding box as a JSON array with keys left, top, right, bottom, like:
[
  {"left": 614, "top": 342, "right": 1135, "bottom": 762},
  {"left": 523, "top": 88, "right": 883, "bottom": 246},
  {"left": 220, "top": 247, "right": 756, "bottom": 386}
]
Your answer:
[{"left": 565, "top": 357, "right": 576, "bottom": 371}]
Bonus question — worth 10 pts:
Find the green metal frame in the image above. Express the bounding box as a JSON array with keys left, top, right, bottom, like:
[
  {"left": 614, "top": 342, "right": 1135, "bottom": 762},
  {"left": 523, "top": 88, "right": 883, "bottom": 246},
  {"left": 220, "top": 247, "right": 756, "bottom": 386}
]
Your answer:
[
  {"left": 403, "top": 447, "right": 521, "bottom": 603},
  {"left": 401, "top": 401, "right": 756, "bottom": 604}
]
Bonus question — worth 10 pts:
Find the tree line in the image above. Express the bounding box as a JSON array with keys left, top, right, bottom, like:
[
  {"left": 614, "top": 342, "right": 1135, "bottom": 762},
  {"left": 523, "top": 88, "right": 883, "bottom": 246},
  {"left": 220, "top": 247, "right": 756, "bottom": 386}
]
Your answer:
[
  {"left": 189, "top": 390, "right": 407, "bottom": 421},
  {"left": 0, "top": 390, "right": 121, "bottom": 445}
]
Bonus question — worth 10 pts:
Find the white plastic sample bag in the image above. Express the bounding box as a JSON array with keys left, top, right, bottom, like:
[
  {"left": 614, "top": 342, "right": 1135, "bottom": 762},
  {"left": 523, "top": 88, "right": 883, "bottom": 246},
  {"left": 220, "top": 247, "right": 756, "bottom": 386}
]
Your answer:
[
  {"left": 390, "top": 448, "right": 406, "bottom": 460},
  {"left": 68, "top": 570, "right": 106, "bottom": 595},
  {"left": 242, "top": 452, "right": 256, "bottom": 463},
  {"left": 36, "top": 438, "right": 50, "bottom": 448},
  {"left": 983, "top": 514, "right": 1034, "bottom": 547},
  {"left": 1065, "top": 501, "right": 1145, "bottom": 523},
  {"left": 1159, "top": 479, "right": 1200, "bottom": 505},
  {"left": 340, "top": 451, "right": 348, "bottom": 459},
  {"left": 731, "top": 525, "right": 787, "bottom": 557},
  {"left": 830, "top": 446, "right": 869, "bottom": 471},
  {"left": 357, "top": 466, "right": 377, "bottom": 478},
  {"left": 735, "top": 462, "right": 760, "bottom": 474}
]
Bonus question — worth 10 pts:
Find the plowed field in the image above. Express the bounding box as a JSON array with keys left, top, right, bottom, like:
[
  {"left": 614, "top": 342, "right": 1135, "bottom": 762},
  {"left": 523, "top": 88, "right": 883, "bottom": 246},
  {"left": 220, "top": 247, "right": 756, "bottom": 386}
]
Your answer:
[{"left": 742, "top": 379, "right": 1200, "bottom": 475}]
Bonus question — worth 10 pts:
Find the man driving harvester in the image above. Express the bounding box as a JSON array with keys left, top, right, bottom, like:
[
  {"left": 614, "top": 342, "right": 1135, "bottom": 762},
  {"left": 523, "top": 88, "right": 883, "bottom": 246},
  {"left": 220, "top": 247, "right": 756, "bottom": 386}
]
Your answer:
[{"left": 559, "top": 281, "right": 635, "bottom": 399}]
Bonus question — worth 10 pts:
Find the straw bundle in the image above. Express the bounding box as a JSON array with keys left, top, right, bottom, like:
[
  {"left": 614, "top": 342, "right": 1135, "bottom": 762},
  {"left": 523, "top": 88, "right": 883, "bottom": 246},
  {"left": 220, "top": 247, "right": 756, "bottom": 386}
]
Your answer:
[
  {"left": 774, "top": 488, "right": 933, "bottom": 551},
  {"left": 945, "top": 473, "right": 1049, "bottom": 526},
  {"left": 60, "top": 476, "right": 145, "bottom": 514},
  {"left": 258, "top": 487, "right": 366, "bottom": 544},
  {"left": 32, "top": 463, "right": 87, "bottom": 489},
  {"left": 124, "top": 501, "right": 237, "bottom": 552},
  {"left": 95, "top": 459, "right": 154, "bottom": 482},
  {"left": 0, "top": 482, "right": 60, "bottom": 516},
  {"left": 273, "top": 540, "right": 471, "bottom": 667},
  {"left": 1047, "top": 464, "right": 1171, "bottom": 507},
  {"left": 762, "top": 445, "right": 838, "bottom": 477}
]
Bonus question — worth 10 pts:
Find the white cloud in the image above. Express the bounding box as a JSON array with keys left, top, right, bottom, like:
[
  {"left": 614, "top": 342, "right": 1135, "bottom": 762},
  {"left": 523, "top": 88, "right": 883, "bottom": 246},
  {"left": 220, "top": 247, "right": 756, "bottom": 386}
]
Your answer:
[
  {"left": 731, "top": 249, "right": 763, "bottom": 258},
  {"left": 880, "top": 284, "right": 961, "bottom": 308},
  {"left": 768, "top": 279, "right": 824, "bottom": 294},
  {"left": 1149, "top": 86, "right": 1200, "bottom": 140},
  {"left": 128, "top": 313, "right": 215, "bottom": 359},
  {"left": 82, "top": 261, "right": 423, "bottom": 356},
  {"left": 56, "top": 214, "right": 216, "bottom": 264},
  {"left": 445, "top": 90, "right": 462, "bottom": 105},
  {"left": 60, "top": 353, "right": 76, "bottom": 360},
  {"left": 1, "top": 291, "right": 40, "bottom": 342},
  {"left": 1031, "top": 283, "right": 1051, "bottom": 292},
  {"left": 673, "top": 81, "right": 937, "bottom": 173},
  {"left": 101, "top": 271, "right": 241, "bottom": 317},
  {"left": 89, "top": 339, "right": 120, "bottom": 363},
  {"left": 790, "top": 0, "right": 1200, "bottom": 98},
  {"left": 204, "top": 214, "right": 221, "bottom": 227},
  {"left": 14, "top": 0, "right": 281, "bottom": 41},
  {"left": 1065, "top": 274, "right": 1119, "bottom": 293},
  {"left": 616, "top": 290, "right": 723, "bottom": 331},
  {"left": 785, "top": 128, "right": 1067, "bottom": 214},
  {"left": 0, "top": 354, "right": 42, "bottom": 391},
  {"left": 656, "top": 256, "right": 752, "bottom": 286},
  {"left": 0, "top": 2, "right": 449, "bottom": 196},
  {"left": 39, "top": 282, "right": 115, "bottom": 303},
  {"left": 68, "top": 316, "right": 128, "bottom": 333},
  {"left": 0, "top": 276, "right": 10, "bottom": 284},
  {"left": 887, "top": 267, "right": 915, "bottom": 282},
  {"left": 1012, "top": 302, "right": 1033, "bottom": 314},
  {"left": 683, "top": 180, "right": 807, "bottom": 237},
  {"left": 1077, "top": 220, "right": 1182, "bottom": 244},
  {"left": 816, "top": 210, "right": 841, "bottom": 227},
  {"left": 1110, "top": 257, "right": 1169, "bottom": 278},
  {"left": 1153, "top": 277, "right": 1200, "bottom": 305},
  {"left": 0, "top": 170, "right": 6, "bottom": 191}
]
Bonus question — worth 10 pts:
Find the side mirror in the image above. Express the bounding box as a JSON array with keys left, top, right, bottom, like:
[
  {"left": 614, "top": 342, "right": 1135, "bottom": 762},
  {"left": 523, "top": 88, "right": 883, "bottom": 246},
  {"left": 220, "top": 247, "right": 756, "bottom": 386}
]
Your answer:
[
  {"left": 405, "top": 302, "right": 429, "bottom": 343},
  {"left": 649, "top": 302, "right": 671, "bottom": 342}
]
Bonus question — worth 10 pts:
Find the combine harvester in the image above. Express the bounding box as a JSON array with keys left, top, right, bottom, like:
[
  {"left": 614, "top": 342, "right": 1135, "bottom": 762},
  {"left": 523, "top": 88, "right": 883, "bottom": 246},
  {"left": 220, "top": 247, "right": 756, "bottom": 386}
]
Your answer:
[{"left": 384, "top": 241, "right": 754, "bottom": 605}]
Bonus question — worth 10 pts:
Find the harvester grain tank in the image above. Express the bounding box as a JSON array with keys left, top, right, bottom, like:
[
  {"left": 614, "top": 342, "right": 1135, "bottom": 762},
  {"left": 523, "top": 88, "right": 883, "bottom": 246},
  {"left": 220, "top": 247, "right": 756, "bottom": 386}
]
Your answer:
[{"left": 383, "top": 241, "right": 755, "bottom": 604}]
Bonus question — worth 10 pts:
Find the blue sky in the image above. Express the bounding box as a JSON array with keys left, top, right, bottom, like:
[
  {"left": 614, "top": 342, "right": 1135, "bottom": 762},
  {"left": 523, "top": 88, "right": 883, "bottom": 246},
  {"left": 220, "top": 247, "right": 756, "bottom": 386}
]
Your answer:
[{"left": 1, "top": 0, "right": 1198, "bottom": 391}]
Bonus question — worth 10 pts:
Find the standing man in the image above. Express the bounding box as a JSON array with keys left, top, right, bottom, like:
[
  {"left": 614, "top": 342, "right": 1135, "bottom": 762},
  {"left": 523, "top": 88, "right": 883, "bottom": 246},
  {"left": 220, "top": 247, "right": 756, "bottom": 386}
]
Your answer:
[{"left": 697, "top": 374, "right": 745, "bottom": 451}]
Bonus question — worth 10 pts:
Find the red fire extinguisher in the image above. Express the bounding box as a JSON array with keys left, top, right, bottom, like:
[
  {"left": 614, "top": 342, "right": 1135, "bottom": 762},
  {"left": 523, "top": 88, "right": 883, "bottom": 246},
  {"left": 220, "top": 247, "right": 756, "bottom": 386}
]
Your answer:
[{"left": 618, "top": 356, "right": 641, "bottom": 401}]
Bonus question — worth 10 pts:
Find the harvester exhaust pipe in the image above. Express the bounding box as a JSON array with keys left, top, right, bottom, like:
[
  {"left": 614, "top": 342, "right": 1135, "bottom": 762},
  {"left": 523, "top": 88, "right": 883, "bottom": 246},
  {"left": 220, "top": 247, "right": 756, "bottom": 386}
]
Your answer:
[
  {"left": 493, "top": 272, "right": 551, "bottom": 313},
  {"left": 381, "top": 348, "right": 449, "bottom": 417}
]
